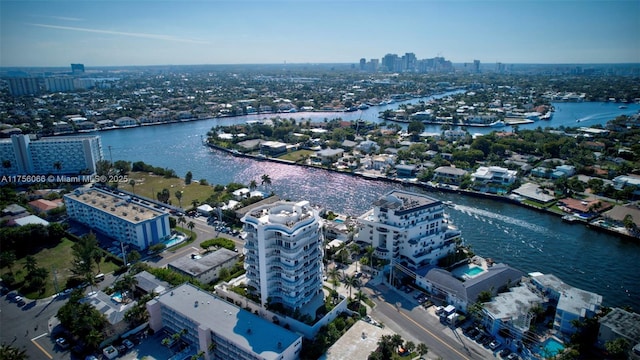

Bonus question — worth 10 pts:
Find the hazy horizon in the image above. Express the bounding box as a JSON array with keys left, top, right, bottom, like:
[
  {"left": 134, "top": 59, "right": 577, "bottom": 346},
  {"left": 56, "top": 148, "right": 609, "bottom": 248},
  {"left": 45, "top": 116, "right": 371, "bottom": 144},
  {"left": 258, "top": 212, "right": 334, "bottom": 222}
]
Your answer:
[{"left": 1, "top": 0, "right": 639, "bottom": 67}]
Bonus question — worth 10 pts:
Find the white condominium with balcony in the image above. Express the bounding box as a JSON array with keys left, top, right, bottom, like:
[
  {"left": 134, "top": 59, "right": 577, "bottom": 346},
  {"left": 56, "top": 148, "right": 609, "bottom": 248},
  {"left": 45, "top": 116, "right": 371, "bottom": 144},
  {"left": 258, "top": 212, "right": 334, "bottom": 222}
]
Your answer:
[
  {"left": 64, "top": 188, "right": 170, "bottom": 250},
  {"left": 0, "top": 134, "right": 103, "bottom": 176},
  {"left": 241, "top": 200, "right": 324, "bottom": 312},
  {"left": 354, "top": 190, "right": 460, "bottom": 270}
]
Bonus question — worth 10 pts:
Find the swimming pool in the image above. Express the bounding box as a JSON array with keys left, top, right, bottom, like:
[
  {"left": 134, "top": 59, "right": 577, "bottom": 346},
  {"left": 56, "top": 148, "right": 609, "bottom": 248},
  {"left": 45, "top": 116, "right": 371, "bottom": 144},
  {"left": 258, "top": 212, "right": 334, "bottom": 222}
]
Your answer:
[
  {"left": 163, "top": 233, "right": 187, "bottom": 248},
  {"left": 538, "top": 338, "right": 564, "bottom": 357},
  {"left": 465, "top": 266, "right": 484, "bottom": 277},
  {"left": 111, "top": 291, "right": 123, "bottom": 303},
  {"left": 333, "top": 218, "right": 344, "bottom": 223}
]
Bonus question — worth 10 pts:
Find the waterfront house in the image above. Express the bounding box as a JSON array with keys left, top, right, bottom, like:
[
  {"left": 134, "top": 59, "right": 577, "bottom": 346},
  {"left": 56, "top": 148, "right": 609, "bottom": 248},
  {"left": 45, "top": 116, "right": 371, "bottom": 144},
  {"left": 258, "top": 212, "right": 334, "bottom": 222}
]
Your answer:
[
  {"left": 395, "top": 164, "right": 417, "bottom": 178},
  {"left": 114, "top": 116, "right": 138, "bottom": 127},
  {"left": 433, "top": 166, "right": 468, "bottom": 185},
  {"left": 260, "top": 140, "right": 288, "bottom": 156},
  {"left": 511, "top": 183, "right": 555, "bottom": 204},
  {"left": 314, "top": 148, "right": 345, "bottom": 165},
  {"left": 601, "top": 205, "right": 640, "bottom": 230}
]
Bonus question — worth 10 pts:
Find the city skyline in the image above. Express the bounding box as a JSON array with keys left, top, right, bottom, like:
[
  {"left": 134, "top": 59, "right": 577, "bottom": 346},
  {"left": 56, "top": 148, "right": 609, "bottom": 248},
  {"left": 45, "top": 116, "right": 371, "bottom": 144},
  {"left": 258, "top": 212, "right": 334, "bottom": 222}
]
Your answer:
[{"left": 1, "top": 0, "right": 639, "bottom": 67}]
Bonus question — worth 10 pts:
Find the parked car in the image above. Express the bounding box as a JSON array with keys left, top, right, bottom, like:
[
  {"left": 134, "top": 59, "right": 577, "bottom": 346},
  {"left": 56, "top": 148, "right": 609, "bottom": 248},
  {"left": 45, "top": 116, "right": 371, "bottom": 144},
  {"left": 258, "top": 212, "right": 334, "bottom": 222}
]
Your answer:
[
  {"left": 56, "top": 337, "right": 70, "bottom": 349},
  {"left": 122, "top": 339, "right": 135, "bottom": 350},
  {"left": 489, "top": 340, "right": 501, "bottom": 350},
  {"left": 499, "top": 348, "right": 512, "bottom": 358}
]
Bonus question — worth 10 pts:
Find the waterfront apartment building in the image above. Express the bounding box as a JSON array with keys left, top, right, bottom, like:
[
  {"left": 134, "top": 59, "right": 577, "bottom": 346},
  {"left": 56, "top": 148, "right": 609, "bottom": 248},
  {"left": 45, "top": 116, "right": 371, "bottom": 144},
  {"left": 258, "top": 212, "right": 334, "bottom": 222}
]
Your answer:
[
  {"left": 64, "top": 188, "right": 170, "bottom": 250},
  {"left": 354, "top": 190, "right": 460, "bottom": 270},
  {"left": 241, "top": 200, "right": 324, "bottom": 312},
  {"left": 0, "top": 134, "right": 103, "bottom": 176},
  {"left": 147, "top": 283, "right": 302, "bottom": 360}
]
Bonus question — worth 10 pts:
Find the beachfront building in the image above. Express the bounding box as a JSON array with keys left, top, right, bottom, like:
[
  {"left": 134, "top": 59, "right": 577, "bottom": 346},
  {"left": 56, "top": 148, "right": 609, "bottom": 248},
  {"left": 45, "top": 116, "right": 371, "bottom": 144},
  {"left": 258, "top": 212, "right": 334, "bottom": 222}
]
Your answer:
[
  {"left": 241, "top": 200, "right": 324, "bottom": 312},
  {"left": 354, "top": 190, "right": 460, "bottom": 270},
  {"left": 64, "top": 188, "right": 170, "bottom": 250},
  {"left": 0, "top": 134, "right": 103, "bottom": 176},
  {"left": 147, "top": 283, "right": 303, "bottom": 360},
  {"left": 529, "top": 272, "right": 603, "bottom": 337}
]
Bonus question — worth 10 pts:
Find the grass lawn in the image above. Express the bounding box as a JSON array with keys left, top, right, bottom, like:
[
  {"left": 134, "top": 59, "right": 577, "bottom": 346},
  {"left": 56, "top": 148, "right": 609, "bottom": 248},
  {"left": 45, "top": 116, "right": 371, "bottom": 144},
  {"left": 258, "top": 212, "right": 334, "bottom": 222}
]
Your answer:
[
  {"left": 121, "top": 172, "right": 215, "bottom": 209},
  {"left": 1, "top": 238, "right": 120, "bottom": 299},
  {"left": 278, "top": 149, "right": 314, "bottom": 162}
]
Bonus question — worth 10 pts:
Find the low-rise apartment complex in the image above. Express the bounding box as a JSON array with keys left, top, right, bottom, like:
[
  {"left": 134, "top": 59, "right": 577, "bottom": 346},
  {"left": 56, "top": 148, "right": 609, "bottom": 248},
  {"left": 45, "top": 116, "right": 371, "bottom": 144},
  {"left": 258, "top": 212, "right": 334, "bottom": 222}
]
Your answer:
[
  {"left": 64, "top": 187, "right": 170, "bottom": 249},
  {"left": 147, "top": 283, "right": 302, "bottom": 360}
]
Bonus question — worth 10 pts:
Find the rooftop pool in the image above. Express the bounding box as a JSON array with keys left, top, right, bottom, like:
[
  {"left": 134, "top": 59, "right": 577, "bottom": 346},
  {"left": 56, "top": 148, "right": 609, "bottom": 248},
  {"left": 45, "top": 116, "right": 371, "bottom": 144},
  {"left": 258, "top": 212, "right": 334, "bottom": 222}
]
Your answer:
[{"left": 452, "top": 263, "right": 486, "bottom": 279}]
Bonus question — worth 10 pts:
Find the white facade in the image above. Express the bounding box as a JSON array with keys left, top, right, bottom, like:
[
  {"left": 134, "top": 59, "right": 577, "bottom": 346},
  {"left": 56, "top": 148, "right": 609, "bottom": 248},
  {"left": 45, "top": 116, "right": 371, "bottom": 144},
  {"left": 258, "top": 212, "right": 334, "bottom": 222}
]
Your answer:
[
  {"left": 64, "top": 188, "right": 170, "bottom": 250},
  {"left": 147, "top": 283, "right": 302, "bottom": 360},
  {"left": 242, "top": 200, "right": 324, "bottom": 311},
  {"left": 0, "top": 134, "right": 103, "bottom": 176},
  {"left": 471, "top": 166, "right": 517, "bottom": 185},
  {"left": 354, "top": 190, "right": 460, "bottom": 269}
]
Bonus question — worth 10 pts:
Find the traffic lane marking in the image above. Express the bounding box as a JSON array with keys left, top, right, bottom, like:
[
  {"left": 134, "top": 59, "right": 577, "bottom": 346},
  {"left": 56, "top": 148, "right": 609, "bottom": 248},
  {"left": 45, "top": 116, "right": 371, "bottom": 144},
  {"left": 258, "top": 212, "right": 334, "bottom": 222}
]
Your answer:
[{"left": 31, "top": 332, "right": 53, "bottom": 359}]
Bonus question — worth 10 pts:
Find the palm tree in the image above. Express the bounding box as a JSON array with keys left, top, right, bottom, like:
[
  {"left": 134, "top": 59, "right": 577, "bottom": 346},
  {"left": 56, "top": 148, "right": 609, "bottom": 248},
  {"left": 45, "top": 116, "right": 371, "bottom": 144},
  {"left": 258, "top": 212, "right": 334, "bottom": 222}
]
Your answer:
[
  {"left": 178, "top": 215, "right": 186, "bottom": 227},
  {"left": 355, "top": 289, "right": 367, "bottom": 305},
  {"left": 416, "top": 343, "right": 429, "bottom": 358},
  {"left": 129, "top": 179, "right": 136, "bottom": 194},
  {"left": 365, "top": 245, "right": 375, "bottom": 270},
  {"left": 343, "top": 274, "right": 358, "bottom": 299},
  {"left": 187, "top": 221, "right": 195, "bottom": 237},
  {"left": 404, "top": 341, "right": 415, "bottom": 354},
  {"left": 175, "top": 190, "right": 183, "bottom": 208},
  {"left": 0, "top": 251, "right": 16, "bottom": 275},
  {"left": 23, "top": 255, "right": 38, "bottom": 275},
  {"left": 249, "top": 180, "right": 257, "bottom": 191},
  {"left": 0, "top": 343, "right": 28, "bottom": 360},
  {"left": 261, "top": 174, "right": 272, "bottom": 192},
  {"left": 191, "top": 199, "right": 199, "bottom": 210}
]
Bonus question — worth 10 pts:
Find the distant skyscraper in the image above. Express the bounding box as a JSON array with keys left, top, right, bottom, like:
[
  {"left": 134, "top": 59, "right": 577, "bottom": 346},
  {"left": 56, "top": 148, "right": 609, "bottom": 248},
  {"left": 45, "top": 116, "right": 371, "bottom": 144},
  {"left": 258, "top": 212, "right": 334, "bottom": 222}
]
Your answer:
[
  {"left": 404, "top": 52, "right": 417, "bottom": 72},
  {"left": 382, "top": 53, "right": 399, "bottom": 72},
  {"left": 474, "top": 59, "right": 481, "bottom": 73},
  {"left": 71, "top": 63, "right": 85, "bottom": 74},
  {"left": 359, "top": 58, "right": 366, "bottom": 71},
  {"left": 241, "top": 200, "right": 324, "bottom": 312},
  {"left": 7, "top": 77, "right": 40, "bottom": 96}
]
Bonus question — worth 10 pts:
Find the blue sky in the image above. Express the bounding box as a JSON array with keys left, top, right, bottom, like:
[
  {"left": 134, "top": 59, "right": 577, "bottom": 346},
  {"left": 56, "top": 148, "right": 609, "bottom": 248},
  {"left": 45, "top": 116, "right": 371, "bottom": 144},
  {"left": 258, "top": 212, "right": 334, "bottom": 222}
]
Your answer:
[{"left": 1, "top": 0, "right": 638, "bottom": 67}]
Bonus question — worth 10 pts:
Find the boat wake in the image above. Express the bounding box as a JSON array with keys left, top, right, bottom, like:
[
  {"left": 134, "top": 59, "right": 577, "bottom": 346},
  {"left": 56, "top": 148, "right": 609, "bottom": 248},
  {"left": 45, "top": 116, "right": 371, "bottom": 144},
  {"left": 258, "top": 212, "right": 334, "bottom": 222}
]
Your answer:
[{"left": 454, "top": 204, "right": 551, "bottom": 235}]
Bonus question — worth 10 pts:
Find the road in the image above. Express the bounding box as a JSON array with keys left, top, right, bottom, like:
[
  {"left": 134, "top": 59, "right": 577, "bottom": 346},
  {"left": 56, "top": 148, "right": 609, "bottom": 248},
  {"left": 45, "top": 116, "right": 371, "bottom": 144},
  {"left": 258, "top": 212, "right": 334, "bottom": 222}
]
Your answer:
[
  {"left": 148, "top": 215, "right": 245, "bottom": 268},
  {"left": 1, "top": 292, "right": 70, "bottom": 360},
  {"left": 363, "top": 281, "right": 493, "bottom": 360}
]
